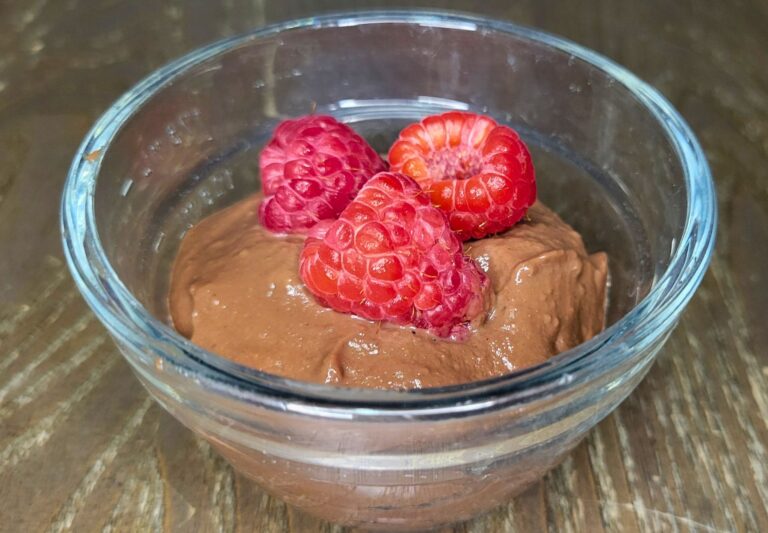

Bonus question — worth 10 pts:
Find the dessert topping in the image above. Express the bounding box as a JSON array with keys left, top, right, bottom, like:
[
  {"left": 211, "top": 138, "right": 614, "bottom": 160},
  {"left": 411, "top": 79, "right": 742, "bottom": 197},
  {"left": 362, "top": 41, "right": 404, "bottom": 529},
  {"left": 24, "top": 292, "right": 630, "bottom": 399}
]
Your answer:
[
  {"left": 299, "top": 172, "right": 488, "bottom": 338},
  {"left": 259, "top": 115, "right": 387, "bottom": 233},
  {"left": 388, "top": 111, "right": 536, "bottom": 240}
]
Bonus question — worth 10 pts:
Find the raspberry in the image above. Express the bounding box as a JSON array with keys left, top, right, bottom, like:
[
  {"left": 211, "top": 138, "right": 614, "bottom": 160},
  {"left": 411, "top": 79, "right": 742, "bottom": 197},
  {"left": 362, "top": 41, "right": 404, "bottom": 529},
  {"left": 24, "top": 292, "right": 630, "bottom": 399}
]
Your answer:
[
  {"left": 259, "top": 115, "right": 387, "bottom": 233},
  {"left": 388, "top": 111, "right": 536, "bottom": 240},
  {"left": 299, "top": 172, "right": 489, "bottom": 339}
]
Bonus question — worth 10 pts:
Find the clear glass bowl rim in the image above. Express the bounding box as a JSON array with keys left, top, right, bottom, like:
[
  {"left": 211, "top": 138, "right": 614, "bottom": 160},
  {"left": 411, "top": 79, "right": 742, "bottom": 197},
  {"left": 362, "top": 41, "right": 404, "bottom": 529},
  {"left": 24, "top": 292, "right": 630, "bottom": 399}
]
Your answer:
[{"left": 60, "top": 9, "right": 716, "bottom": 416}]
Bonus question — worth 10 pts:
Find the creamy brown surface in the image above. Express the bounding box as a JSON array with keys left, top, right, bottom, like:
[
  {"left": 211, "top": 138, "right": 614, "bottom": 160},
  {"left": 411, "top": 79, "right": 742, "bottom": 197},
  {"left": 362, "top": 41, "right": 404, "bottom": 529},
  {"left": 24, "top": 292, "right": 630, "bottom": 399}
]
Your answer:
[{"left": 169, "top": 195, "right": 608, "bottom": 389}]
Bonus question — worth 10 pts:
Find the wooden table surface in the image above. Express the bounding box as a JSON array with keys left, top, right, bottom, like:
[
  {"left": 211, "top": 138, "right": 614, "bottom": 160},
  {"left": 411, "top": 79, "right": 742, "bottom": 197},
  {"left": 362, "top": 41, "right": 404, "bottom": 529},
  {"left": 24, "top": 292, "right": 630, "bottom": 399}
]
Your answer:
[{"left": 1, "top": 1, "right": 767, "bottom": 531}]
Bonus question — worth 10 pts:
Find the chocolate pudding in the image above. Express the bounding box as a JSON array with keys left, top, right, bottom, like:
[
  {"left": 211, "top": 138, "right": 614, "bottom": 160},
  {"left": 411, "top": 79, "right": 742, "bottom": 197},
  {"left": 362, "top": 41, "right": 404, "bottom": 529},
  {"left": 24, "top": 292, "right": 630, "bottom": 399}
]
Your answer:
[{"left": 169, "top": 194, "right": 608, "bottom": 389}]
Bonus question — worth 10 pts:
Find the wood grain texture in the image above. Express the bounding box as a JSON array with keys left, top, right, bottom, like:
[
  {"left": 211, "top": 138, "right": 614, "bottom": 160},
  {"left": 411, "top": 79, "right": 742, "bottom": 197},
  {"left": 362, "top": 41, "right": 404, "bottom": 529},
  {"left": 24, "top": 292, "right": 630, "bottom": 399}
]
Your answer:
[{"left": 1, "top": 0, "right": 766, "bottom": 531}]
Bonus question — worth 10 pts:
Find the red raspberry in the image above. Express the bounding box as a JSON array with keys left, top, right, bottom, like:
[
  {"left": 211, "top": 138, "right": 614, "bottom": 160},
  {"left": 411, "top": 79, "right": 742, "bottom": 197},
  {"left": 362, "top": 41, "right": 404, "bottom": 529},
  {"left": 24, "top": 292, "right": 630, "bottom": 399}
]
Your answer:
[
  {"left": 300, "top": 172, "right": 489, "bottom": 339},
  {"left": 388, "top": 111, "right": 536, "bottom": 240},
  {"left": 259, "top": 115, "right": 386, "bottom": 233}
]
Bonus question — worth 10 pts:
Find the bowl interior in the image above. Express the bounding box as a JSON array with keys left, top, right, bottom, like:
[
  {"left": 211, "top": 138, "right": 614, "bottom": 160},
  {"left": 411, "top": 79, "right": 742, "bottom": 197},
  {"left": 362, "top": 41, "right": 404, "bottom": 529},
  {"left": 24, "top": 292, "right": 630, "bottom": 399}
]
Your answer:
[{"left": 93, "top": 17, "right": 686, "bottom": 365}]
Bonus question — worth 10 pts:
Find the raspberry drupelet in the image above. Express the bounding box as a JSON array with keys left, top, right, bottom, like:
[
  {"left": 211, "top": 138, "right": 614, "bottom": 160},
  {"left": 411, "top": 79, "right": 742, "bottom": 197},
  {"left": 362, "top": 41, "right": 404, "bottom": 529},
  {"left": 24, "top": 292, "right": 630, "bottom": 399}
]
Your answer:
[
  {"left": 259, "top": 115, "right": 387, "bottom": 233},
  {"left": 388, "top": 111, "right": 536, "bottom": 240},
  {"left": 299, "top": 172, "right": 489, "bottom": 339}
]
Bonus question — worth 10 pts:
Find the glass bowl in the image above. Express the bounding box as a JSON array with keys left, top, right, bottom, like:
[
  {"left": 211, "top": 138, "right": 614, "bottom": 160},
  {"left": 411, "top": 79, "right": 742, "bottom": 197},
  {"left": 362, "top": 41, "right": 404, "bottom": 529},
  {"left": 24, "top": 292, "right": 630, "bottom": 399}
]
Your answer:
[{"left": 61, "top": 10, "right": 716, "bottom": 530}]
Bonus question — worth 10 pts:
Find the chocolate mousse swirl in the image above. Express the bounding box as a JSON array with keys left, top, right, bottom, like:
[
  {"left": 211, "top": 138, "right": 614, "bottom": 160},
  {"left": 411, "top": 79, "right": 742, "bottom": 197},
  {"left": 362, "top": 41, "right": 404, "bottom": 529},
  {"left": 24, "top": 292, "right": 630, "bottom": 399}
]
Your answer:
[{"left": 169, "top": 196, "right": 608, "bottom": 389}]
